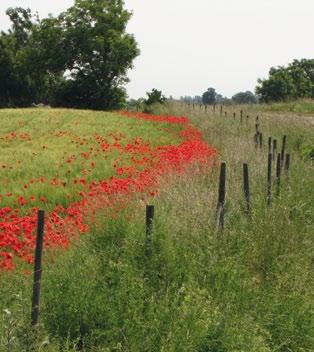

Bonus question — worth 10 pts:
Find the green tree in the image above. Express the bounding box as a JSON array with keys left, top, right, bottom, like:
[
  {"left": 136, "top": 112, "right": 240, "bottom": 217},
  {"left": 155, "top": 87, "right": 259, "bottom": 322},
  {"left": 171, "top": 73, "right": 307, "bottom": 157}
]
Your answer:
[
  {"left": 202, "top": 87, "right": 217, "bottom": 105},
  {"left": 232, "top": 91, "right": 257, "bottom": 104},
  {"left": 0, "top": 0, "right": 139, "bottom": 109},
  {"left": 145, "top": 88, "right": 166, "bottom": 105},
  {"left": 256, "top": 59, "right": 314, "bottom": 102},
  {"left": 0, "top": 7, "right": 40, "bottom": 107}
]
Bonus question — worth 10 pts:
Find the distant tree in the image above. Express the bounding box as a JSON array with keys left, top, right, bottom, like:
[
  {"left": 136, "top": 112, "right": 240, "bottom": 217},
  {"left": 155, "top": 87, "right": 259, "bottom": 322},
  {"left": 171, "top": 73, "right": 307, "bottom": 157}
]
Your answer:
[
  {"left": 202, "top": 87, "right": 217, "bottom": 105},
  {"left": 193, "top": 95, "right": 202, "bottom": 104},
  {"left": 180, "top": 96, "right": 203, "bottom": 104},
  {"left": 145, "top": 89, "right": 166, "bottom": 105},
  {"left": 256, "top": 59, "right": 314, "bottom": 102},
  {"left": 216, "top": 94, "right": 231, "bottom": 105},
  {"left": 127, "top": 98, "right": 145, "bottom": 110},
  {"left": 232, "top": 91, "right": 257, "bottom": 104}
]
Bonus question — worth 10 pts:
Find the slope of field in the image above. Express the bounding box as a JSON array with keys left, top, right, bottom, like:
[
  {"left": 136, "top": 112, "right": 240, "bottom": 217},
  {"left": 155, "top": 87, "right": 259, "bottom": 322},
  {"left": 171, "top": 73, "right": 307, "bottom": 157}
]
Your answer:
[
  {"left": 0, "top": 104, "right": 312, "bottom": 352},
  {"left": 0, "top": 109, "right": 216, "bottom": 271}
]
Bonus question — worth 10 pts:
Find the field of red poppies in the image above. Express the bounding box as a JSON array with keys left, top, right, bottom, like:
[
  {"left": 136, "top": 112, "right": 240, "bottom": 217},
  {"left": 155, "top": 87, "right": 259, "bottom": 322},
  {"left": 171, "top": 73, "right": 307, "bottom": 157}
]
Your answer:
[{"left": 0, "top": 109, "right": 217, "bottom": 271}]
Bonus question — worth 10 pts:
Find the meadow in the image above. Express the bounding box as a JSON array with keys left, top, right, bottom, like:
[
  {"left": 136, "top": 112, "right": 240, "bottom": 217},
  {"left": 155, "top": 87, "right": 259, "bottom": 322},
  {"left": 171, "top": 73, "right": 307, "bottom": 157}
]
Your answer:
[{"left": 0, "top": 103, "right": 313, "bottom": 351}]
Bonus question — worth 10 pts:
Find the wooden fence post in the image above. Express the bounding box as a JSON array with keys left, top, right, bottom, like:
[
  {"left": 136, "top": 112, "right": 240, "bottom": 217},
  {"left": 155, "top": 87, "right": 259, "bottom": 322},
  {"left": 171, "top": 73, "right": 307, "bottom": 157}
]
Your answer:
[
  {"left": 146, "top": 205, "right": 155, "bottom": 255},
  {"left": 216, "top": 162, "right": 226, "bottom": 230},
  {"left": 281, "top": 135, "right": 287, "bottom": 163},
  {"left": 276, "top": 153, "right": 281, "bottom": 196},
  {"left": 272, "top": 139, "right": 277, "bottom": 161},
  {"left": 243, "top": 163, "right": 251, "bottom": 215},
  {"left": 284, "top": 153, "right": 291, "bottom": 172},
  {"left": 254, "top": 133, "right": 259, "bottom": 148},
  {"left": 31, "top": 210, "right": 45, "bottom": 326},
  {"left": 259, "top": 133, "right": 263, "bottom": 149},
  {"left": 268, "top": 137, "right": 272, "bottom": 153},
  {"left": 267, "top": 153, "right": 272, "bottom": 206}
]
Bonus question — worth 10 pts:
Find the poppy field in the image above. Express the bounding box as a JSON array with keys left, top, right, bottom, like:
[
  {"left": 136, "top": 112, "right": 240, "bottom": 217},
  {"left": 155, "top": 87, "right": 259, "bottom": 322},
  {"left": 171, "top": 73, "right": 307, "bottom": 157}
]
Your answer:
[{"left": 0, "top": 109, "right": 217, "bottom": 271}]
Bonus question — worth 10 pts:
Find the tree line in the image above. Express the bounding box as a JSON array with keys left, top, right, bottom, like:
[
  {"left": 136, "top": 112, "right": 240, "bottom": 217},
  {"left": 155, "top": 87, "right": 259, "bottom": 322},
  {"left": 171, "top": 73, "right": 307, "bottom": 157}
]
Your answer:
[
  {"left": 0, "top": 0, "right": 139, "bottom": 110},
  {"left": 180, "top": 59, "right": 313, "bottom": 106},
  {"left": 0, "top": 0, "right": 312, "bottom": 110},
  {"left": 179, "top": 59, "right": 313, "bottom": 106},
  {"left": 256, "top": 59, "right": 313, "bottom": 102}
]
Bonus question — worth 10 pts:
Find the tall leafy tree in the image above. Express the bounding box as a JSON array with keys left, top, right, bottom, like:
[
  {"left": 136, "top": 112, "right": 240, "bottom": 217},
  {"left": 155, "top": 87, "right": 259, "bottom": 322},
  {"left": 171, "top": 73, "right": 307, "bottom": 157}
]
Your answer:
[
  {"left": 0, "top": 8, "right": 40, "bottom": 107},
  {"left": 256, "top": 59, "right": 314, "bottom": 102},
  {"left": 145, "top": 88, "right": 166, "bottom": 105},
  {"left": 202, "top": 87, "right": 217, "bottom": 105},
  {"left": 0, "top": 0, "right": 139, "bottom": 109},
  {"left": 232, "top": 91, "right": 257, "bottom": 104}
]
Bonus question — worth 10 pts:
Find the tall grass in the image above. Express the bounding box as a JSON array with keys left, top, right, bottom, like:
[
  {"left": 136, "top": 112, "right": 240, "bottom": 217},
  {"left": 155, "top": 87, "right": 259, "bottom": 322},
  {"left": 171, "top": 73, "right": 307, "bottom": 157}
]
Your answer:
[{"left": 0, "top": 103, "right": 313, "bottom": 351}]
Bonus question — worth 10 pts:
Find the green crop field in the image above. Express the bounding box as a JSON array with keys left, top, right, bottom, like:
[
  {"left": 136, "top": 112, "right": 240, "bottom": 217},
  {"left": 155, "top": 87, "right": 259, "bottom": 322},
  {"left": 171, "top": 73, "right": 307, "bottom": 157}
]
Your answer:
[{"left": 0, "top": 103, "right": 313, "bottom": 351}]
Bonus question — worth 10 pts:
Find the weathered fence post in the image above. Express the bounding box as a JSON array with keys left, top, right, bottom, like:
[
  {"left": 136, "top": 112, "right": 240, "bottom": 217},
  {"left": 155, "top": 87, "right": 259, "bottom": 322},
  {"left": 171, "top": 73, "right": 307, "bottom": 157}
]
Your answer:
[
  {"left": 276, "top": 153, "right": 281, "bottom": 196},
  {"left": 243, "top": 163, "right": 251, "bottom": 215},
  {"left": 267, "top": 153, "right": 272, "bottom": 206},
  {"left": 31, "top": 210, "right": 45, "bottom": 326},
  {"left": 284, "top": 153, "right": 291, "bottom": 172},
  {"left": 281, "top": 135, "right": 287, "bottom": 163},
  {"left": 233, "top": 112, "right": 236, "bottom": 119},
  {"left": 268, "top": 137, "right": 272, "bottom": 153},
  {"left": 254, "top": 132, "right": 259, "bottom": 148},
  {"left": 220, "top": 105, "right": 223, "bottom": 116},
  {"left": 146, "top": 205, "right": 155, "bottom": 255},
  {"left": 216, "top": 162, "right": 226, "bottom": 230},
  {"left": 272, "top": 139, "right": 277, "bottom": 161},
  {"left": 259, "top": 133, "right": 263, "bottom": 149}
]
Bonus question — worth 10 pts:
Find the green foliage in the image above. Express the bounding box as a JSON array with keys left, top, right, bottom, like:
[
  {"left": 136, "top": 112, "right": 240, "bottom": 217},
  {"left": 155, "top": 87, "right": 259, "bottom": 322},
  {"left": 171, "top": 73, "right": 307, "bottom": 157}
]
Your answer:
[
  {"left": 145, "top": 88, "right": 166, "bottom": 106},
  {"left": 126, "top": 98, "right": 145, "bottom": 111},
  {"left": 256, "top": 59, "right": 314, "bottom": 102},
  {"left": 232, "top": 91, "right": 257, "bottom": 104},
  {"left": 0, "top": 0, "right": 139, "bottom": 110},
  {"left": 201, "top": 88, "right": 231, "bottom": 105},
  {"left": 202, "top": 87, "right": 217, "bottom": 105}
]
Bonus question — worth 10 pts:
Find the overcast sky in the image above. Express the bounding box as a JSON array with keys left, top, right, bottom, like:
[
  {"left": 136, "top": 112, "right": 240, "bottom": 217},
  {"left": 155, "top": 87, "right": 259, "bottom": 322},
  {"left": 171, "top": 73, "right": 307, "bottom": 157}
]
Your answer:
[{"left": 0, "top": 0, "right": 313, "bottom": 99}]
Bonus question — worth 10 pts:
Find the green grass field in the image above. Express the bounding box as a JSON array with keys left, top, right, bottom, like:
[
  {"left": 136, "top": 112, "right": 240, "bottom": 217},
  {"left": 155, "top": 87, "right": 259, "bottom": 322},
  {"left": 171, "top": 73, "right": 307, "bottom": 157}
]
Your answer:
[
  {"left": 0, "top": 109, "right": 182, "bottom": 209},
  {"left": 0, "top": 103, "right": 313, "bottom": 351}
]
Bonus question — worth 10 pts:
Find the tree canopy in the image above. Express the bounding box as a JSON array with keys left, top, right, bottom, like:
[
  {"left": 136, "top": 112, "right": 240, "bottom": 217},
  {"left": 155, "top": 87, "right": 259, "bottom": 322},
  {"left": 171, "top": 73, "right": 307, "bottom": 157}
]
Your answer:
[
  {"left": 202, "top": 87, "right": 217, "bottom": 105},
  {"left": 232, "top": 91, "right": 257, "bottom": 104},
  {"left": 256, "top": 59, "right": 314, "bottom": 102},
  {"left": 0, "top": 0, "right": 139, "bottom": 110},
  {"left": 145, "top": 88, "right": 166, "bottom": 105}
]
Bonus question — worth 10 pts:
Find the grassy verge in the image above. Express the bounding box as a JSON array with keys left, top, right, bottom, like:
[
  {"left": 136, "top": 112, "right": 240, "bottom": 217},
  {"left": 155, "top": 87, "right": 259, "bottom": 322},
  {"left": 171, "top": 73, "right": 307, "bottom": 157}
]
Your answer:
[
  {"left": 261, "top": 99, "right": 314, "bottom": 114},
  {"left": 0, "top": 104, "right": 313, "bottom": 351}
]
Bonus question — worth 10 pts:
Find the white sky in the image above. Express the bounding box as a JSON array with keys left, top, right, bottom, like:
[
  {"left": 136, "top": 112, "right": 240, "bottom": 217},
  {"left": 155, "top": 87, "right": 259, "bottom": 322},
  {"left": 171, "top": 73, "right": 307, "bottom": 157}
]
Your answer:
[{"left": 0, "top": 0, "right": 313, "bottom": 99}]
